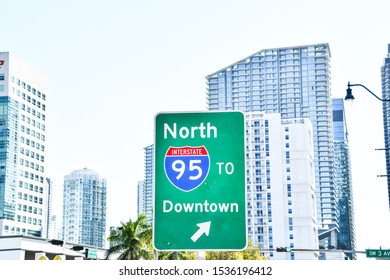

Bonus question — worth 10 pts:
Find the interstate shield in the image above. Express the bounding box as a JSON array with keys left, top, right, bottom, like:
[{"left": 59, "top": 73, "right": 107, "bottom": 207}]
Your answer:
[{"left": 164, "top": 146, "right": 210, "bottom": 192}]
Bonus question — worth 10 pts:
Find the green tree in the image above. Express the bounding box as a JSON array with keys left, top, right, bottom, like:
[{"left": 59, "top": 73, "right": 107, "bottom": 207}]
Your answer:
[
  {"left": 105, "top": 213, "right": 153, "bottom": 260},
  {"left": 241, "top": 239, "right": 268, "bottom": 260},
  {"left": 206, "top": 250, "right": 243, "bottom": 260},
  {"left": 157, "top": 251, "right": 196, "bottom": 260},
  {"left": 206, "top": 239, "right": 268, "bottom": 260}
]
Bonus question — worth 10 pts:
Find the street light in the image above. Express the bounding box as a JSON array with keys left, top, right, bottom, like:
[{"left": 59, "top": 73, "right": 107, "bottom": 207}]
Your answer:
[
  {"left": 345, "top": 82, "right": 390, "bottom": 179},
  {"left": 345, "top": 81, "right": 390, "bottom": 102}
]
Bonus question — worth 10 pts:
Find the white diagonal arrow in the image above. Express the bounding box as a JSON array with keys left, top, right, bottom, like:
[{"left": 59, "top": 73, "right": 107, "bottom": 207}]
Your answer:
[{"left": 191, "top": 221, "right": 211, "bottom": 242}]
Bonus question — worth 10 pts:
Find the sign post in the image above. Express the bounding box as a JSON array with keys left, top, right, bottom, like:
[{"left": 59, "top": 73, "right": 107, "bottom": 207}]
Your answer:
[{"left": 153, "top": 111, "right": 246, "bottom": 251}]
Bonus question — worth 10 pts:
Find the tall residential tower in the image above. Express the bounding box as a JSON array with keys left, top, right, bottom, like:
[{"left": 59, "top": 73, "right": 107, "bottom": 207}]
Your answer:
[
  {"left": 381, "top": 44, "right": 390, "bottom": 210},
  {"left": 245, "top": 112, "right": 318, "bottom": 260},
  {"left": 0, "top": 52, "right": 49, "bottom": 238},
  {"left": 138, "top": 145, "right": 153, "bottom": 225},
  {"left": 62, "top": 168, "right": 107, "bottom": 248},
  {"left": 206, "top": 43, "right": 342, "bottom": 249}
]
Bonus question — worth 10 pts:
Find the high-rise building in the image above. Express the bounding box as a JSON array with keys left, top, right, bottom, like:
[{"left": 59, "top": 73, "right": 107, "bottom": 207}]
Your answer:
[
  {"left": 332, "top": 98, "right": 356, "bottom": 259},
  {"left": 206, "top": 43, "right": 342, "bottom": 249},
  {"left": 245, "top": 112, "right": 318, "bottom": 260},
  {"left": 137, "top": 180, "right": 144, "bottom": 216},
  {"left": 139, "top": 145, "right": 153, "bottom": 224},
  {"left": 0, "top": 52, "right": 49, "bottom": 238},
  {"left": 44, "top": 177, "right": 53, "bottom": 238},
  {"left": 381, "top": 44, "right": 390, "bottom": 210},
  {"left": 62, "top": 168, "right": 107, "bottom": 248}
]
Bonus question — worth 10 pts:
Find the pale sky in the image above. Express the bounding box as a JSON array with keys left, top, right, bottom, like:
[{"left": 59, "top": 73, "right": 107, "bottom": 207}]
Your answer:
[{"left": 1, "top": 0, "right": 390, "bottom": 255}]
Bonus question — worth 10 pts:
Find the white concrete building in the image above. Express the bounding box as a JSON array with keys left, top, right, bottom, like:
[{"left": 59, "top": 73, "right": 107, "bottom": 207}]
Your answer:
[{"left": 246, "top": 112, "right": 319, "bottom": 260}]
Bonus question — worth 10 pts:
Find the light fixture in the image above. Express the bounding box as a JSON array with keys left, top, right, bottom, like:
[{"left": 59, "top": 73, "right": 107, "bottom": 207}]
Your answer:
[{"left": 345, "top": 81, "right": 390, "bottom": 102}]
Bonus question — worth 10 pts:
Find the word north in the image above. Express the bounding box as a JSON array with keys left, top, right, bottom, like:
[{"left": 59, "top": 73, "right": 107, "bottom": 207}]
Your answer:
[{"left": 164, "top": 122, "right": 218, "bottom": 139}]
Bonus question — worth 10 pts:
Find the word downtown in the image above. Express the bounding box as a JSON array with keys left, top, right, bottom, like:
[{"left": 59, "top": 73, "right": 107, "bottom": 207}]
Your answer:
[{"left": 163, "top": 200, "right": 239, "bottom": 213}]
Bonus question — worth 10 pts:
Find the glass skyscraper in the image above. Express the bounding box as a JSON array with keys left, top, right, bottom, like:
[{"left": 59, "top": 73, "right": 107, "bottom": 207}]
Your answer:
[
  {"left": 0, "top": 52, "right": 49, "bottom": 238},
  {"left": 139, "top": 144, "right": 153, "bottom": 225},
  {"left": 206, "top": 43, "right": 341, "bottom": 249},
  {"left": 332, "top": 98, "right": 356, "bottom": 259},
  {"left": 62, "top": 168, "right": 107, "bottom": 248},
  {"left": 381, "top": 44, "right": 390, "bottom": 210}
]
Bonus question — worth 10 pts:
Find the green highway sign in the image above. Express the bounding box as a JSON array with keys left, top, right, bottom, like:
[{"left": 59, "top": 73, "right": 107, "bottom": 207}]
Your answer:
[
  {"left": 153, "top": 111, "right": 247, "bottom": 251},
  {"left": 366, "top": 249, "right": 390, "bottom": 258}
]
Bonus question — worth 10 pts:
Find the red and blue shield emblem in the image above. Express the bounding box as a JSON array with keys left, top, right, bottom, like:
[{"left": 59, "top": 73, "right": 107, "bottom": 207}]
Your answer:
[{"left": 164, "top": 146, "right": 210, "bottom": 192}]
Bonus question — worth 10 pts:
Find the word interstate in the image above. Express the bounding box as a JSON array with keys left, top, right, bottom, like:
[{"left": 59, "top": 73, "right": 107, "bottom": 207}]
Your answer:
[{"left": 164, "top": 122, "right": 217, "bottom": 139}]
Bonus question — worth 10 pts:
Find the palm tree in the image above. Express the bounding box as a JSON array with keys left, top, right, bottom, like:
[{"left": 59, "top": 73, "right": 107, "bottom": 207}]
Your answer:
[{"left": 105, "top": 213, "right": 153, "bottom": 260}]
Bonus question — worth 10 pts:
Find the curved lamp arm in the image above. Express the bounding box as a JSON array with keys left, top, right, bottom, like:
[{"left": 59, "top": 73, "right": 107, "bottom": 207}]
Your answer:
[{"left": 347, "top": 81, "right": 390, "bottom": 102}]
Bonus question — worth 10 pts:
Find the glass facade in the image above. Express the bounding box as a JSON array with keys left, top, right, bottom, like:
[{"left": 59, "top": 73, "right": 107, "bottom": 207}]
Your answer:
[
  {"left": 206, "top": 44, "right": 341, "bottom": 248},
  {"left": 0, "top": 52, "right": 49, "bottom": 238},
  {"left": 0, "top": 97, "right": 18, "bottom": 221},
  {"left": 381, "top": 44, "right": 390, "bottom": 210},
  {"left": 332, "top": 98, "right": 356, "bottom": 259},
  {"left": 62, "top": 168, "right": 107, "bottom": 248},
  {"left": 140, "top": 145, "right": 153, "bottom": 225}
]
